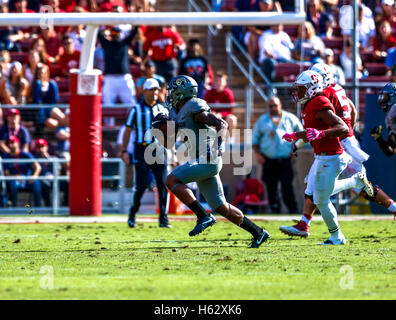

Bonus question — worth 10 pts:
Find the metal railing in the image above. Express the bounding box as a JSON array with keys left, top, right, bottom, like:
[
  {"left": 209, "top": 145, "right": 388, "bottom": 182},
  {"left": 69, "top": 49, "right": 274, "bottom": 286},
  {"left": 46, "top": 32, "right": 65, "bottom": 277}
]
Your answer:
[
  {"left": 0, "top": 158, "right": 125, "bottom": 214},
  {"left": 225, "top": 32, "right": 271, "bottom": 101},
  {"left": 0, "top": 101, "right": 248, "bottom": 129}
]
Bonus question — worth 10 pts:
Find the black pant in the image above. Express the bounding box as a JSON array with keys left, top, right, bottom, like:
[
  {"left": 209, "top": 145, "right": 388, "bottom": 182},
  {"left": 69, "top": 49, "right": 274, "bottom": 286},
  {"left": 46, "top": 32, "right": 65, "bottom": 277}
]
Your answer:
[
  {"left": 153, "top": 59, "right": 178, "bottom": 83},
  {"left": 129, "top": 145, "right": 169, "bottom": 225},
  {"left": 40, "top": 180, "right": 52, "bottom": 207},
  {"left": 262, "top": 157, "right": 297, "bottom": 214}
]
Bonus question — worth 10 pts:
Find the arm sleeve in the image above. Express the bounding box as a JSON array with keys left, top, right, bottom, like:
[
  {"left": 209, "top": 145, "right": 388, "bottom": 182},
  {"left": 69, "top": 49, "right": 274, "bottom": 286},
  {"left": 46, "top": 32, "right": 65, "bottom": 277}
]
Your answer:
[
  {"left": 125, "top": 106, "right": 136, "bottom": 128},
  {"left": 32, "top": 81, "right": 41, "bottom": 104},
  {"left": 97, "top": 30, "right": 107, "bottom": 47},
  {"left": 123, "top": 26, "right": 139, "bottom": 45},
  {"left": 117, "top": 126, "right": 126, "bottom": 145},
  {"left": 172, "top": 30, "right": 184, "bottom": 46}
]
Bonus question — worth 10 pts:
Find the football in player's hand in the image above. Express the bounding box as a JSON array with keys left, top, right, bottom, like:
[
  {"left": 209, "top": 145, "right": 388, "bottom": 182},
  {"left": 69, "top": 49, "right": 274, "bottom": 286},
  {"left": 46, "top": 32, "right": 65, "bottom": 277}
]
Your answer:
[{"left": 152, "top": 113, "right": 169, "bottom": 140}]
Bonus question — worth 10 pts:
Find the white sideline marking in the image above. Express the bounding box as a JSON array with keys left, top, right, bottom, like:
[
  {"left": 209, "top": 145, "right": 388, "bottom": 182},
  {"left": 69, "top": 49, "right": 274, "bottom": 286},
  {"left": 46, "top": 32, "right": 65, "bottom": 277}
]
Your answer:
[{"left": 0, "top": 215, "right": 393, "bottom": 224}]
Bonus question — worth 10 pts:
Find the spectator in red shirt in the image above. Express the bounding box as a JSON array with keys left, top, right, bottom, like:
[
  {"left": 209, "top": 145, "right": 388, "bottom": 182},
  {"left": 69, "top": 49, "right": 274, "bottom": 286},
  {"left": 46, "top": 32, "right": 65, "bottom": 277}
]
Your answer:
[
  {"left": 204, "top": 70, "right": 235, "bottom": 116},
  {"left": 373, "top": 20, "right": 396, "bottom": 62},
  {"left": 40, "top": 28, "right": 62, "bottom": 61},
  {"left": 57, "top": 35, "right": 80, "bottom": 77},
  {"left": 143, "top": 26, "right": 186, "bottom": 83},
  {"left": 204, "top": 70, "right": 237, "bottom": 143}
]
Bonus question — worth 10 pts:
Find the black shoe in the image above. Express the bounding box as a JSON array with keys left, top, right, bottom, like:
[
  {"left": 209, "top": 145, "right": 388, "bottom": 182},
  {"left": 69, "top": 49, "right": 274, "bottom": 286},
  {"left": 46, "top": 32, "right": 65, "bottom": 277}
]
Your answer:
[
  {"left": 189, "top": 214, "right": 216, "bottom": 236},
  {"left": 127, "top": 218, "right": 135, "bottom": 228},
  {"left": 249, "top": 229, "right": 270, "bottom": 248},
  {"left": 159, "top": 223, "right": 173, "bottom": 228}
]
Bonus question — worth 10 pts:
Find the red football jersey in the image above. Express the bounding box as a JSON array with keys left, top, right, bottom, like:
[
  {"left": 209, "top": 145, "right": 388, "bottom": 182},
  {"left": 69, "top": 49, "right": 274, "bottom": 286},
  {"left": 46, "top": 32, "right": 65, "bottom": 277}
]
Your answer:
[
  {"left": 323, "top": 83, "right": 354, "bottom": 140},
  {"left": 301, "top": 95, "right": 344, "bottom": 156}
]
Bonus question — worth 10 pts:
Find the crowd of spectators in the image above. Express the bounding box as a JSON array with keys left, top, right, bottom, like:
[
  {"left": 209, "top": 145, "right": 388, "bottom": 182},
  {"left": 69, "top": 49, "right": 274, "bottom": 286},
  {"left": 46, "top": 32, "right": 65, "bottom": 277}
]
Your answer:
[
  {"left": 0, "top": 0, "right": 236, "bottom": 208},
  {"left": 225, "top": 0, "right": 396, "bottom": 83},
  {"left": 0, "top": 0, "right": 394, "bottom": 209}
]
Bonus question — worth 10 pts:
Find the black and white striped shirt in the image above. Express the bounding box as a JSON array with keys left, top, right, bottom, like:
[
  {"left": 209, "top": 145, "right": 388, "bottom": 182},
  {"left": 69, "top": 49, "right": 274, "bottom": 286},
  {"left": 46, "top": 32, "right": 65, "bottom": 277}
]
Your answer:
[{"left": 125, "top": 100, "right": 169, "bottom": 145}]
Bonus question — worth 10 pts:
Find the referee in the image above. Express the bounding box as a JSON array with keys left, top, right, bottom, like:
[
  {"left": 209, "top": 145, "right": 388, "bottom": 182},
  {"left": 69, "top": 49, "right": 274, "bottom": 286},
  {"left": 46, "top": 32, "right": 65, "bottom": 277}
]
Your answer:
[{"left": 121, "top": 78, "right": 171, "bottom": 228}]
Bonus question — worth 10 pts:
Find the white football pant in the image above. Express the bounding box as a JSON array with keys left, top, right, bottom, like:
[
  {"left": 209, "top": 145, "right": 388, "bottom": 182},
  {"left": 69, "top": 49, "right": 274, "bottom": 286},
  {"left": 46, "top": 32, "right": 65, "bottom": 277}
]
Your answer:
[{"left": 312, "top": 153, "right": 352, "bottom": 233}]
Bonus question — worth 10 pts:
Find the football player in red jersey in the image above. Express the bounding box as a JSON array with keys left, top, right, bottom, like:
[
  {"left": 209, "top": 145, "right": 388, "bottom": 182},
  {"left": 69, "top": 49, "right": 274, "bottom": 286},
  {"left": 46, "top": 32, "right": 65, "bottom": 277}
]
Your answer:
[
  {"left": 280, "top": 65, "right": 396, "bottom": 238},
  {"left": 281, "top": 70, "right": 373, "bottom": 245}
]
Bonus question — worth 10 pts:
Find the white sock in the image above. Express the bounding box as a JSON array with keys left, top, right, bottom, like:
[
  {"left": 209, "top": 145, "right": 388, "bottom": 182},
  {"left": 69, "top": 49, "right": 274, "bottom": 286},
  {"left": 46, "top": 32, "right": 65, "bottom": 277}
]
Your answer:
[
  {"left": 316, "top": 201, "right": 340, "bottom": 235},
  {"left": 332, "top": 174, "right": 363, "bottom": 196},
  {"left": 388, "top": 201, "right": 396, "bottom": 213},
  {"left": 330, "top": 229, "right": 344, "bottom": 240}
]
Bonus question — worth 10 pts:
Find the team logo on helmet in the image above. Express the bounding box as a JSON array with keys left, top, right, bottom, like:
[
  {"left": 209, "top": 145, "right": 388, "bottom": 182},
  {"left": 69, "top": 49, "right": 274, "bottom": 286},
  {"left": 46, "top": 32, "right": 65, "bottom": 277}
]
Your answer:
[
  {"left": 310, "top": 63, "right": 334, "bottom": 88},
  {"left": 166, "top": 75, "right": 198, "bottom": 108},
  {"left": 292, "top": 70, "right": 324, "bottom": 104},
  {"left": 378, "top": 82, "right": 396, "bottom": 112}
]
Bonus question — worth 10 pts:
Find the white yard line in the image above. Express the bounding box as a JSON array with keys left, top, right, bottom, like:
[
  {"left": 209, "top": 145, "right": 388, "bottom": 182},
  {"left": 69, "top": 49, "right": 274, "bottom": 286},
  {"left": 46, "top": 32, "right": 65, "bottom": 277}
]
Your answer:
[{"left": 0, "top": 214, "right": 393, "bottom": 224}]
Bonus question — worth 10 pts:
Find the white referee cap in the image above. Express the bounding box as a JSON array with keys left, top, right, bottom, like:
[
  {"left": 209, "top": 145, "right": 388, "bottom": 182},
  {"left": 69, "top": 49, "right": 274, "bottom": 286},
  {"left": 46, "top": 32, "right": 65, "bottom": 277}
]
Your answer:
[{"left": 143, "top": 78, "right": 160, "bottom": 90}]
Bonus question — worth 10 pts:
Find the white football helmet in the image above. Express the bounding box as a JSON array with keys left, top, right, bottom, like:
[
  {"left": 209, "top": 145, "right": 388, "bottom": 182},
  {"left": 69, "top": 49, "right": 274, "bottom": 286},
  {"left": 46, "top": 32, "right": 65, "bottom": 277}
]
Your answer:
[
  {"left": 293, "top": 70, "right": 324, "bottom": 104},
  {"left": 310, "top": 63, "right": 334, "bottom": 88}
]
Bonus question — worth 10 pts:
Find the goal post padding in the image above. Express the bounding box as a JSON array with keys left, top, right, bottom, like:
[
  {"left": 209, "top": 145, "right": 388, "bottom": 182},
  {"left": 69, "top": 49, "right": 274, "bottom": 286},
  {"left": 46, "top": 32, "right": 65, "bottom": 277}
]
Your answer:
[{"left": 69, "top": 71, "right": 102, "bottom": 216}]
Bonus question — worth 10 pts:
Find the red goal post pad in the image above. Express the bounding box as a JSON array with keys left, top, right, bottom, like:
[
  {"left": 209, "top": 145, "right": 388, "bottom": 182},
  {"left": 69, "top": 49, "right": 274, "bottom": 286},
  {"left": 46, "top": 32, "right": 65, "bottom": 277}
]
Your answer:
[{"left": 69, "top": 69, "right": 103, "bottom": 216}]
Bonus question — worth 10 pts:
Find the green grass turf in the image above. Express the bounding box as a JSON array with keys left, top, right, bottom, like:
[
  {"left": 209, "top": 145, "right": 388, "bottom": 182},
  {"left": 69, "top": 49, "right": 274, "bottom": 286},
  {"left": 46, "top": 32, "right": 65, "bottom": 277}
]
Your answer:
[{"left": 0, "top": 217, "right": 395, "bottom": 299}]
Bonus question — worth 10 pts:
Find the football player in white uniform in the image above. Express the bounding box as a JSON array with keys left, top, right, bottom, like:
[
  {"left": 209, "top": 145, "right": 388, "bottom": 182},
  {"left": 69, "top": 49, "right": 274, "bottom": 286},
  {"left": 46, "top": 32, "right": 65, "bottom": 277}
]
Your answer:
[{"left": 280, "top": 68, "right": 396, "bottom": 238}]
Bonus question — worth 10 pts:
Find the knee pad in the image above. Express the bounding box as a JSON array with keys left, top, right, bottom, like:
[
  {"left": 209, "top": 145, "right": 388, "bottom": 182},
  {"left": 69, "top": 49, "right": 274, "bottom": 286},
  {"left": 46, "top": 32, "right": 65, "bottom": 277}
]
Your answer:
[{"left": 362, "top": 185, "right": 380, "bottom": 201}]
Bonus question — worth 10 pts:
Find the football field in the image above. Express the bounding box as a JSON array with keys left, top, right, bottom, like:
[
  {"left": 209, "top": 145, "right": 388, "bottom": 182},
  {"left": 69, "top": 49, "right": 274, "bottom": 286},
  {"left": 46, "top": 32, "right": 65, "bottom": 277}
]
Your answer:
[{"left": 0, "top": 215, "right": 395, "bottom": 300}]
